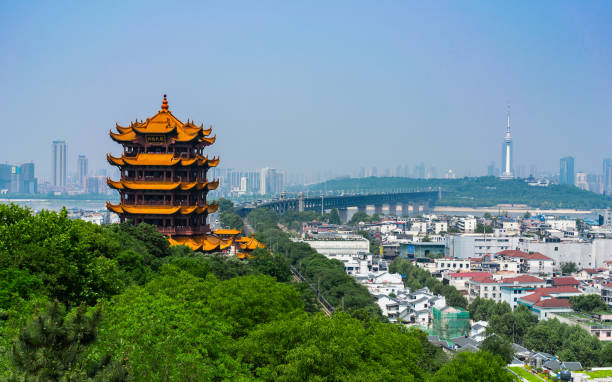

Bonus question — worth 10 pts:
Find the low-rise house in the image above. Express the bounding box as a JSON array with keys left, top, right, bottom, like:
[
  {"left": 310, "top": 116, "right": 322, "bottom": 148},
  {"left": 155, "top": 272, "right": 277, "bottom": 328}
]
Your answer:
[
  {"left": 468, "top": 275, "right": 500, "bottom": 302},
  {"left": 577, "top": 268, "right": 608, "bottom": 281},
  {"left": 469, "top": 321, "right": 488, "bottom": 342},
  {"left": 364, "top": 272, "right": 405, "bottom": 296},
  {"left": 601, "top": 281, "right": 612, "bottom": 310},
  {"left": 497, "top": 250, "right": 554, "bottom": 276},
  {"left": 499, "top": 275, "right": 547, "bottom": 309},
  {"left": 445, "top": 272, "right": 492, "bottom": 293},
  {"left": 552, "top": 276, "right": 580, "bottom": 288},
  {"left": 517, "top": 286, "right": 582, "bottom": 320},
  {"left": 450, "top": 336, "right": 480, "bottom": 352},
  {"left": 376, "top": 296, "right": 400, "bottom": 321}
]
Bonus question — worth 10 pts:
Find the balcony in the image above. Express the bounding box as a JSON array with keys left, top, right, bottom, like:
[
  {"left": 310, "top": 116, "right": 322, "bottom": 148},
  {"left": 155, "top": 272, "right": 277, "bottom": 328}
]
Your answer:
[{"left": 157, "top": 226, "right": 208, "bottom": 236}]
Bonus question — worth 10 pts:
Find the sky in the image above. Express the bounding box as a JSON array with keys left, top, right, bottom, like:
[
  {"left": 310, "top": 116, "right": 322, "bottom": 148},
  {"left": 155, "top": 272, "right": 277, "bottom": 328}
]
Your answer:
[{"left": 1, "top": 1, "right": 611, "bottom": 181}]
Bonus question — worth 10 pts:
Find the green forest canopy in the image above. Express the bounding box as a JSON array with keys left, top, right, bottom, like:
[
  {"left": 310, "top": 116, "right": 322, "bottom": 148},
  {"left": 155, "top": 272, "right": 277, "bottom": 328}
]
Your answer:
[{"left": 0, "top": 203, "right": 514, "bottom": 381}]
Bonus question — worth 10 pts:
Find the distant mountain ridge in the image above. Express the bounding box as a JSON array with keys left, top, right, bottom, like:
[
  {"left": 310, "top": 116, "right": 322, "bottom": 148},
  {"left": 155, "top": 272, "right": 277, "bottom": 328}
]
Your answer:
[{"left": 301, "top": 176, "right": 611, "bottom": 210}]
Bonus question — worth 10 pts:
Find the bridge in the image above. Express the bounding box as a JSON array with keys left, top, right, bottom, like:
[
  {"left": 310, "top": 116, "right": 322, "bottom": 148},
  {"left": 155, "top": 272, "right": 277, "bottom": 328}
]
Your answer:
[{"left": 235, "top": 190, "right": 441, "bottom": 221}]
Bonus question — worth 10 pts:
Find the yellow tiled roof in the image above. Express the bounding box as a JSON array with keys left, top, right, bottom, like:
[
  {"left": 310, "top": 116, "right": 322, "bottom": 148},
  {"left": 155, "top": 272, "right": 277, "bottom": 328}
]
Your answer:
[
  {"left": 106, "top": 202, "right": 217, "bottom": 215},
  {"left": 110, "top": 105, "right": 213, "bottom": 144},
  {"left": 107, "top": 153, "right": 220, "bottom": 168},
  {"left": 106, "top": 178, "right": 218, "bottom": 191}
]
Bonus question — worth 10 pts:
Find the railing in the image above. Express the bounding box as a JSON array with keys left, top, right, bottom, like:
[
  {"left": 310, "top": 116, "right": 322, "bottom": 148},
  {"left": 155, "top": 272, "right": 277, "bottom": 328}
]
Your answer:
[
  {"left": 290, "top": 265, "right": 336, "bottom": 316},
  {"left": 157, "top": 227, "right": 208, "bottom": 235}
]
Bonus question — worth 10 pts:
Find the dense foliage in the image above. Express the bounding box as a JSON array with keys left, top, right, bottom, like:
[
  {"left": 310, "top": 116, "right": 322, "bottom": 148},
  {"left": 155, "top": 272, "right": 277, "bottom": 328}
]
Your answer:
[
  {"left": 389, "top": 258, "right": 468, "bottom": 309},
  {"left": 303, "top": 176, "right": 612, "bottom": 209},
  {"left": 0, "top": 203, "right": 516, "bottom": 380},
  {"left": 469, "top": 297, "right": 612, "bottom": 368},
  {"left": 247, "top": 208, "right": 383, "bottom": 318},
  {"left": 217, "top": 198, "right": 244, "bottom": 231},
  {"left": 561, "top": 261, "right": 578, "bottom": 275},
  {"left": 570, "top": 294, "right": 609, "bottom": 313}
]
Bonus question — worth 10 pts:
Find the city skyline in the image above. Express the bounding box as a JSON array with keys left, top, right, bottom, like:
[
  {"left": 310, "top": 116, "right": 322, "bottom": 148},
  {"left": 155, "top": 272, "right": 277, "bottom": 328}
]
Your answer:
[{"left": 1, "top": 2, "right": 611, "bottom": 179}]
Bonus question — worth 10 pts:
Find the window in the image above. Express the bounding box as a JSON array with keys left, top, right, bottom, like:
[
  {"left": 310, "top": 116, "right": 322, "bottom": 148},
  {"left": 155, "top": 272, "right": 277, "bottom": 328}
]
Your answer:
[
  {"left": 607, "top": 332, "right": 611, "bottom": 337},
  {"left": 484, "top": 286, "right": 488, "bottom": 291},
  {"left": 554, "top": 247, "right": 558, "bottom": 251}
]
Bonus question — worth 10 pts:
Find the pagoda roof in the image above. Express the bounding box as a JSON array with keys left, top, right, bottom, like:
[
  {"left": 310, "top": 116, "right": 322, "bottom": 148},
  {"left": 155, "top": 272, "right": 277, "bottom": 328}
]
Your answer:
[
  {"left": 235, "top": 236, "right": 265, "bottom": 251},
  {"left": 110, "top": 95, "right": 215, "bottom": 144},
  {"left": 107, "top": 153, "right": 219, "bottom": 167},
  {"left": 167, "top": 234, "right": 264, "bottom": 252},
  {"left": 213, "top": 229, "right": 242, "bottom": 236},
  {"left": 168, "top": 234, "right": 233, "bottom": 251},
  {"left": 106, "top": 202, "right": 218, "bottom": 215},
  {"left": 107, "top": 178, "right": 219, "bottom": 191}
]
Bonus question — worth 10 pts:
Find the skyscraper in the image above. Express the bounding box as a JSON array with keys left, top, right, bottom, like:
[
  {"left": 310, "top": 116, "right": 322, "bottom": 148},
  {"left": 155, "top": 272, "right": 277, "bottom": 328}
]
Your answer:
[
  {"left": 52, "top": 140, "right": 67, "bottom": 187},
  {"left": 78, "top": 155, "right": 88, "bottom": 189},
  {"left": 559, "top": 156, "right": 575, "bottom": 185},
  {"left": 603, "top": 159, "right": 612, "bottom": 195},
  {"left": 260, "top": 167, "right": 284, "bottom": 195},
  {"left": 500, "top": 107, "right": 514, "bottom": 179},
  {"left": 19, "top": 162, "right": 37, "bottom": 194},
  {"left": 487, "top": 161, "right": 496, "bottom": 177}
]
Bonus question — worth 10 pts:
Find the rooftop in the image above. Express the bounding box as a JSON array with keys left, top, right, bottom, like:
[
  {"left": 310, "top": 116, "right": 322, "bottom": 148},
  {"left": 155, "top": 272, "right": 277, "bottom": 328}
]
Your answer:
[{"left": 497, "top": 249, "right": 553, "bottom": 261}]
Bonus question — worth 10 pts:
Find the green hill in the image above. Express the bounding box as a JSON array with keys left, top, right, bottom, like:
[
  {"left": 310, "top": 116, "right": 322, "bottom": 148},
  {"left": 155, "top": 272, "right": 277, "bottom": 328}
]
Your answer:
[{"left": 303, "top": 176, "right": 611, "bottom": 210}]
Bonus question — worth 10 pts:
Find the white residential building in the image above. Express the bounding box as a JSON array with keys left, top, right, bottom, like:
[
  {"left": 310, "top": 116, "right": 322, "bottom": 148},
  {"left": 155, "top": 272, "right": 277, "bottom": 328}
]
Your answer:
[
  {"left": 457, "top": 218, "right": 477, "bottom": 233},
  {"left": 446, "top": 233, "right": 519, "bottom": 258},
  {"left": 434, "top": 257, "right": 471, "bottom": 273}
]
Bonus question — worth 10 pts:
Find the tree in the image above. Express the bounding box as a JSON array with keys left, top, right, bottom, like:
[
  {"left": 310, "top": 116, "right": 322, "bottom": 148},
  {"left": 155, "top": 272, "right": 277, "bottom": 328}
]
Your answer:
[
  {"left": 236, "top": 312, "right": 431, "bottom": 381},
  {"left": 523, "top": 211, "right": 531, "bottom": 219},
  {"left": 9, "top": 300, "right": 126, "bottom": 381},
  {"left": 349, "top": 211, "right": 372, "bottom": 225},
  {"left": 561, "top": 262, "right": 578, "bottom": 275},
  {"left": 476, "top": 223, "right": 493, "bottom": 234},
  {"left": 248, "top": 248, "right": 292, "bottom": 282},
  {"left": 431, "top": 351, "right": 516, "bottom": 382},
  {"left": 483, "top": 212, "right": 492, "bottom": 219},
  {"left": 217, "top": 198, "right": 235, "bottom": 213},
  {"left": 327, "top": 208, "right": 341, "bottom": 225},
  {"left": 569, "top": 294, "right": 609, "bottom": 313},
  {"left": 220, "top": 210, "right": 244, "bottom": 230},
  {"left": 488, "top": 305, "right": 537, "bottom": 344},
  {"left": 480, "top": 335, "right": 515, "bottom": 364}
]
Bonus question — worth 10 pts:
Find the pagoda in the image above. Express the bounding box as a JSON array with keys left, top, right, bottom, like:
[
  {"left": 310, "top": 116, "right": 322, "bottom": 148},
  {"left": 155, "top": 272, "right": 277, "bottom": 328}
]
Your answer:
[{"left": 107, "top": 95, "right": 262, "bottom": 255}]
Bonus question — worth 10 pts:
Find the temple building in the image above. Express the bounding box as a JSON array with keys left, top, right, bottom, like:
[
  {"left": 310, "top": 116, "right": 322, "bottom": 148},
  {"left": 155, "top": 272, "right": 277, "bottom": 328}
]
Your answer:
[{"left": 107, "top": 95, "right": 262, "bottom": 256}]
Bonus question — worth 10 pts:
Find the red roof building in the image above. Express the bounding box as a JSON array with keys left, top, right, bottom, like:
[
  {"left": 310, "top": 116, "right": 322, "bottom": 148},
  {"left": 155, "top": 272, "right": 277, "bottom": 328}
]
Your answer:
[
  {"left": 517, "top": 286, "right": 581, "bottom": 320},
  {"left": 553, "top": 276, "right": 580, "bottom": 287}
]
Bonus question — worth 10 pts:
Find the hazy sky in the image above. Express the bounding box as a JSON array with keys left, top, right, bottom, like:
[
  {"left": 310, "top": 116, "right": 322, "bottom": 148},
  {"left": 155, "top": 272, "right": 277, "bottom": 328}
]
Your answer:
[{"left": 1, "top": 1, "right": 611, "bottom": 181}]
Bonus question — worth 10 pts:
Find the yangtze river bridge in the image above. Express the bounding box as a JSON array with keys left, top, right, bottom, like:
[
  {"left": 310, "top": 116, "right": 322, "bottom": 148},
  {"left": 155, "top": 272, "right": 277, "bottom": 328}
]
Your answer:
[{"left": 234, "top": 190, "right": 442, "bottom": 221}]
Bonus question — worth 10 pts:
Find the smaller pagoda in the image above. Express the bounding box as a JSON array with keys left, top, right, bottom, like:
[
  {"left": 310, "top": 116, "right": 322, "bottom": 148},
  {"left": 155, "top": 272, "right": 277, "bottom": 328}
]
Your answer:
[{"left": 107, "top": 95, "right": 263, "bottom": 256}]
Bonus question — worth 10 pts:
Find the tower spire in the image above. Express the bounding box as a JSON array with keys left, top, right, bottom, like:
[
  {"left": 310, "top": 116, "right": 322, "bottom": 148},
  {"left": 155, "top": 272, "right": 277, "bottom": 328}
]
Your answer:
[
  {"left": 506, "top": 104, "right": 511, "bottom": 134},
  {"left": 161, "top": 94, "right": 169, "bottom": 111}
]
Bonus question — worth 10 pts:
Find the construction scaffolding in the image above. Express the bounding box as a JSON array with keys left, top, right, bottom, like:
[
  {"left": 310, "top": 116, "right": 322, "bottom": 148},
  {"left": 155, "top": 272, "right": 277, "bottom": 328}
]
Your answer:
[{"left": 431, "top": 306, "right": 470, "bottom": 340}]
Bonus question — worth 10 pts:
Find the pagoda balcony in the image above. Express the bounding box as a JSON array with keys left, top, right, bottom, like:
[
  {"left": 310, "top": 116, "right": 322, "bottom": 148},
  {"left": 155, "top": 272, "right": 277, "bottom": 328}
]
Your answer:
[{"left": 158, "top": 226, "right": 209, "bottom": 236}]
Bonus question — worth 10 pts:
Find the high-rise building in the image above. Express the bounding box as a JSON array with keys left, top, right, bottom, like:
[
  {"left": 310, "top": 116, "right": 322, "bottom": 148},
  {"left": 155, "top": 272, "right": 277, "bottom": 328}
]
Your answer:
[
  {"left": 260, "top": 167, "right": 284, "bottom": 195},
  {"left": 603, "top": 159, "right": 612, "bottom": 195},
  {"left": 9, "top": 166, "right": 20, "bottom": 193},
  {"left": 19, "top": 162, "right": 37, "bottom": 194},
  {"left": 487, "top": 162, "right": 496, "bottom": 177},
  {"left": 52, "top": 140, "right": 67, "bottom": 187},
  {"left": 78, "top": 155, "right": 88, "bottom": 189},
  {"left": 575, "top": 172, "right": 588, "bottom": 190},
  {"left": 500, "top": 107, "right": 514, "bottom": 179},
  {"left": 559, "top": 156, "right": 575, "bottom": 185}
]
